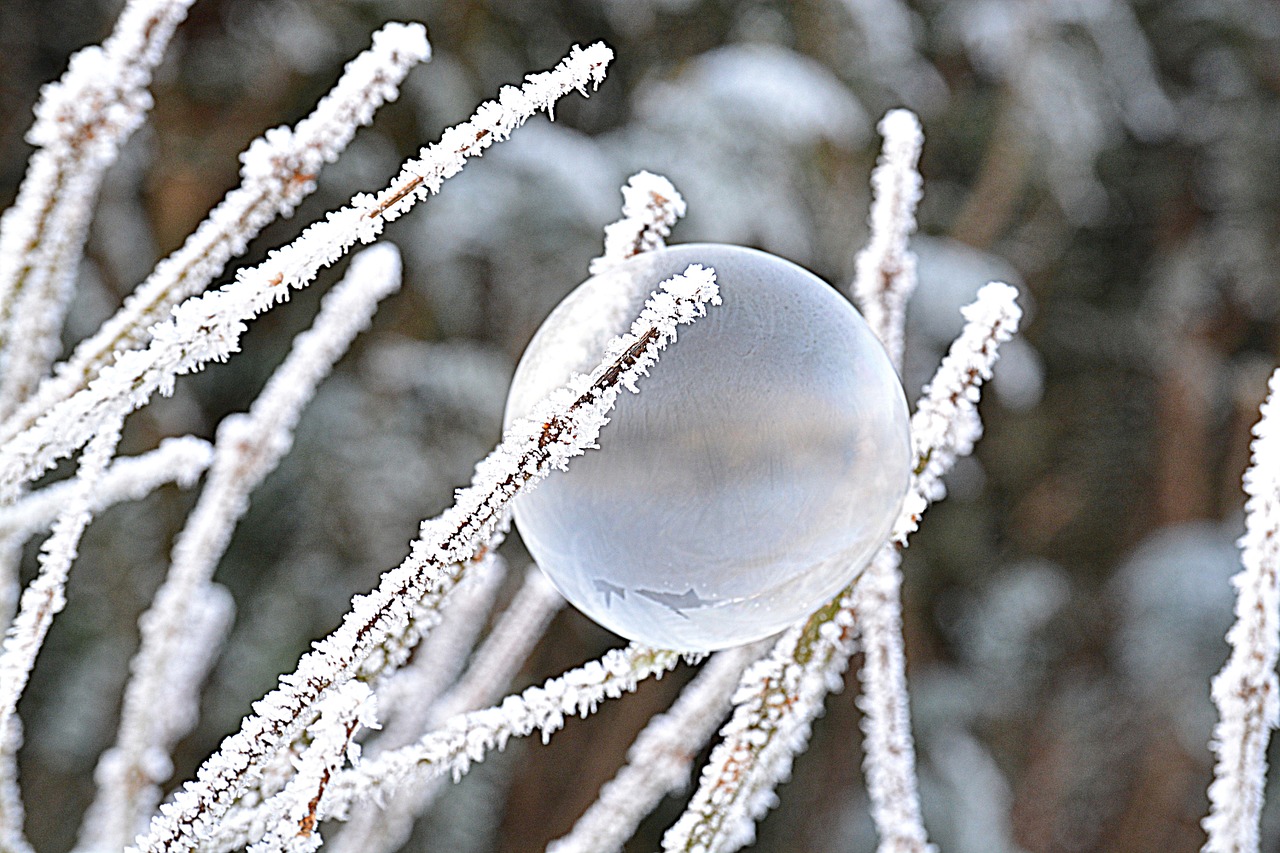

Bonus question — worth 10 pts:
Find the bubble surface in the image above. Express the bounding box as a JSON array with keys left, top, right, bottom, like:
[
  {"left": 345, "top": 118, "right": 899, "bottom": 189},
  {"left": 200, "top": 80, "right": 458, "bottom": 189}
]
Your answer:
[{"left": 505, "top": 244, "right": 910, "bottom": 651}]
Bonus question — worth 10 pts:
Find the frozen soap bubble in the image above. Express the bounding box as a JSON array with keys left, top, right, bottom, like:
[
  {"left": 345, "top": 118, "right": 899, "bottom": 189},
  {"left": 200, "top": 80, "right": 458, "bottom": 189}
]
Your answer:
[{"left": 505, "top": 244, "right": 910, "bottom": 651}]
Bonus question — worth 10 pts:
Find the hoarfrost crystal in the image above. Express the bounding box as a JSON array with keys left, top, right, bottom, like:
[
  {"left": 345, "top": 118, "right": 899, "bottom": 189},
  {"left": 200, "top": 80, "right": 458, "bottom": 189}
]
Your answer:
[{"left": 505, "top": 243, "right": 910, "bottom": 650}]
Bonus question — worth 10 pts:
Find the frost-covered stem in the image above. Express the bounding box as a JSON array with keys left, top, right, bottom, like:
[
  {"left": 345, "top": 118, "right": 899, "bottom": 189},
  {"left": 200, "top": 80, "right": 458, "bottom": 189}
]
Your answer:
[
  {"left": 369, "top": 555, "right": 508, "bottom": 744},
  {"left": 324, "top": 646, "right": 691, "bottom": 819},
  {"left": 853, "top": 548, "right": 931, "bottom": 853},
  {"left": 0, "top": 435, "right": 211, "bottom": 631},
  {"left": 848, "top": 121, "right": 932, "bottom": 853},
  {"left": 0, "top": 42, "right": 614, "bottom": 504},
  {"left": 851, "top": 109, "right": 923, "bottom": 371},
  {"left": 1203, "top": 368, "right": 1280, "bottom": 853},
  {"left": 76, "top": 246, "right": 402, "bottom": 853},
  {"left": 589, "top": 171, "right": 687, "bottom": 274},
  {"left": 0, "top": 0, "right": 193, "bottom": 417},
  {"left": 662, "top": 594, "right": 859, "bottom": 853},
  {"left": 247, "top": 683, "right": 377, "bottom": 853},
  {"left": 0, "top": 417, "right": 121, "bottom": 747},
  {"left": 550, "top": 643, "right": 764, "bottom": 853},
  {"left": 130, "top": 265, "right": 717, "bottom": 853},
  {"left": 0, "top": 22, "right": 431, "bottom": 446},
  {"left": 0, "top": 717, "right": 33, "bottom": 853},
  {"left": 666, "top": 281, "right": 1021, "bottom": 853},
  {"left": 895, "top": 281, "right": 1023, "bottom": 542},
  {"left": 330, "top": 567, "right": 563, "bottom": 853},
  {"left": 0, "top": 437, "right": 213, "bottom": 543}
]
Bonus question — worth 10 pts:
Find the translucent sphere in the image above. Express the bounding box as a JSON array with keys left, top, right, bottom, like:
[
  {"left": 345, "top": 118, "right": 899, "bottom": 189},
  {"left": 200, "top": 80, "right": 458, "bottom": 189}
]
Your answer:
[{"left": 505, "top": 244, "right": 910, "bottom": 651}]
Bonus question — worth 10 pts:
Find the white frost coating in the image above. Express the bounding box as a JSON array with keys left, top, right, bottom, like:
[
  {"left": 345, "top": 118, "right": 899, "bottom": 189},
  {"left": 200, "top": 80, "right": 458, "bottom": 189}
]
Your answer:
[
  {"left": 1203, "top": 367, "right": 1280, "bottom": 853},
  {"left": 661, "top": 596, "right": 858, "bottom": 853},
  {"left": 128, "top": 263, "right": 716, "bottom": 853},
  {"left": 0, "top": 42, "right": 615, "bottom": 504},
  {"left": 331, "top": 567, "right": 564, "bottom": 853},
  {"left": 324, "top": 645, "right": 692, "bottom": 818},
  {"left": 589, "top": 171, "right": 687, "bottom": 274},
  {"left": 0, "top": 418, "right": 122, "bottom": 750},
  {"left": 897, "top": 280, "right": 1022, "bottom": 542},
  {"left": 0, "top": 437, "right": 213, "bottom": 542},
  {"left": 0, "top": 21, "right": 431, "bottom": 446},
  {"left": 852, "top": 109, "right": 923, "bottom": 371},
  {"left": 248, "top": 682, "right": 378, "bottom": 853},
  {"left": 0, "top": 0, "right": 194, "bottom": 417},
  {"left": 853, "top": 548, "right": 933, "bottom": 853},
  {"left": 81, "top": 245, "right": 402, "bottom": 853},
  {"left": 550, "top": 643, "right": 764, "bottom": 853}
]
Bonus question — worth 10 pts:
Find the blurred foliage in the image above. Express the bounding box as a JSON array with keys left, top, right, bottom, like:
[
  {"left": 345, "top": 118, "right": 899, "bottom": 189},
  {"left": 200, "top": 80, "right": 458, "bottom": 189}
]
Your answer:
[{"left": 2, "top": 0, "right": 1279, "bottom": 851}]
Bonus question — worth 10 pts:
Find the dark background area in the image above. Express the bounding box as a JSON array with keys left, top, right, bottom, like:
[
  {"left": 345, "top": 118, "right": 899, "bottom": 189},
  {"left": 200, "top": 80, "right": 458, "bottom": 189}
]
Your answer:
[{"left": 1, "top": 0, "right": 1279, "bottom": 850}]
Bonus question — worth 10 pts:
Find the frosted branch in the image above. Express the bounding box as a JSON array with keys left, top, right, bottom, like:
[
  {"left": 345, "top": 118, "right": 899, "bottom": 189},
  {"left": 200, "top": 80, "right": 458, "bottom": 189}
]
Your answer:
[
  {"left": 0, "top": 21, "right": 431, "bottom": 446},
  {"left": 0, "top": 437, "right": 213, "bottom": 543},
  {"left": 0, "top": 0, "right": 194, "bottom": 417},
  {"left": 79, "top": 245, "right": 402, "bottom": 853},
  {"left": 331, "top": 566, "right": 563, "bottom": 853},
  {"left": 129, "top": 264, "right": 717, "bottom": 853},
  {"left": 0, "top": 41, "right": 614, "bottom": 504},
  {"left": 247, "top": 683, "right": 377, "bottom": 853},
  {"left": 851, "top": 109, "right": 923, "bottom": 371},
  {"left": 852, "top": 548, "right": 932, "bottom": 853},
  {"left": 662, "top": 595, "right": 858, "bottom": 853},
  {"left": 551, "top": 642, "right": 764, "bottom": 853},
  {"left": 589, "top": 171, "right": 687, "bottom": 274},
  {"left": 666, "top": 280, "right": 1021, "bottom": 853},
  {"left": 1203, "top": 367, "right": 1280, "bottom": 853},
  {"left": 324, "top": 646, "right": 690, "bottom": 819},
  {"left": 896, "top": 280, "right": 1022, "bottom": 542},
  {"left": 0, "top": 417, "right": 122, "bottom": 748}
]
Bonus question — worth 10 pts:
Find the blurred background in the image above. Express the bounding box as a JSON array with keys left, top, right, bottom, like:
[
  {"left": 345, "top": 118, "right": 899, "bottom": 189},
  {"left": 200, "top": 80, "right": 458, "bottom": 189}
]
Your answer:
[{"left": 1, "top": 0, "right": 1279, "bottom": 850}]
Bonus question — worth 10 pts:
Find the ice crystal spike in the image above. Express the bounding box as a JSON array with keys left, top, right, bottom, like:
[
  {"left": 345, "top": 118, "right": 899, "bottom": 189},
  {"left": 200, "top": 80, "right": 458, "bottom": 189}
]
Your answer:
[{"left": 505, "top": 243, "right": 912, "bottom": 651}]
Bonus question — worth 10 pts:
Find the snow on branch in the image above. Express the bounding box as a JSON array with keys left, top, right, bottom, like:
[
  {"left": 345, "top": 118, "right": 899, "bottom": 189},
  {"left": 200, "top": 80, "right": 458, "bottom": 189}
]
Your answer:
[
  {"left": 666, "top": 280, "right": 1021, "bottom": 853},
  {"left": 0, "top": 41, "right": 615, "bottom": 504},
  {"left": 852, "top": 547, "right": 931, "bottom": 853},
  {"left": 1203, "top": 367, "right": 1280, "bottom": 853},
  {"left": 896, "top": 280, "right": 1022, "bottom": 541},
  {"left": 331, "top": 566, "right": 564, "bottom": 853},
  {"left": 0, "top": 437, "right": 212, "bottom": 543},
  {"left": 323, "top": 646, "right": 692, "bottom": 820},
  {"left": 0, "top": 417, "right": 123, "bottom": 750},
  {"left": 129, "top": 264, "right": 718, "bottom": 853},
  {"left": 78, "top": 245, "right": 402, "bottom": 853},
  {"left": 247, "top": 683, "right": 377, "bottom": 853},
  {"left": 0, "top": 21, "right": 431, "bottom": 446},
  {"left": 551, "top": 642, "right": 765, "bottom": 853},
  {"left": 589, "top": 171, "right": 687, "bottom": 274},
  {"left": 662, "top": 594, "right": 858, "bottom": 853},
  {"left": 851, "top": 109, "right": 923, "bottom": 372},
  {"left": 0, "top": 0, "right": 194, "bottom": 417}
]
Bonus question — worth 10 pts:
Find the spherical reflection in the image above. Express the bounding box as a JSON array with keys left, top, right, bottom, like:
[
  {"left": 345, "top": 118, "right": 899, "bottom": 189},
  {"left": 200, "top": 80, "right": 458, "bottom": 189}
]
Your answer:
[{"left": 505, "top": 244, "right": 910, "bottom": 651}]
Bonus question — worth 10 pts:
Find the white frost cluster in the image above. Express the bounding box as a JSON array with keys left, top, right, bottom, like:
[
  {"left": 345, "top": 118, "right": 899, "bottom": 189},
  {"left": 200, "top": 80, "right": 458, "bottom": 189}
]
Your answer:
[
  {"left": 325, "top": 646, "right": 689, "bottom": 816},
  {"left": 853, "top": 108, "right": 924, "bottom": 370},
  {"left": 0, "top": 41, "right": 614, "bottom": 505},
  {"left": 662, "top": 604, "right": 857, "bottom": 853},
  {"left": 589, "top": 170, "right": 688, "bottom": 274},
  {"left": 552, "top": 643, "right": 763, "bottom": 853},
  {"left": 897, "top": 280, "right": 1023, "bottom": 542},
  {"left": 0, "top": 0, "right": 194, "bottom": 416},
  {"left": 1203, "top": 367, "right": 1280, "bottom": 853},
  {"left": 248, "top": 682, "right": 378, "bottom": 853},
  {"left": 0, "top": 21, "right": 431, "bottom": 446}
]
